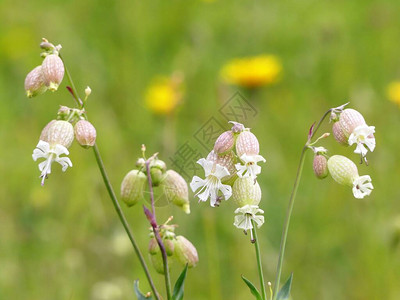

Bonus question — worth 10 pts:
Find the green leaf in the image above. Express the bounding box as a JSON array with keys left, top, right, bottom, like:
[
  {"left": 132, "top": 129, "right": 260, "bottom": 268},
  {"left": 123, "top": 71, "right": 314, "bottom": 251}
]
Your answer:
[
  {"left": 277, "top": 273, "right": 293, "bottom": 300},
  {"left": 172, "top": 264, "right": 189, "bottom": 300},
  {"left": 241, "top": 275, "right": 262, "bottom": 300},
  {"left": 134, "top": 280, "right": 153, "bottom": 300}
]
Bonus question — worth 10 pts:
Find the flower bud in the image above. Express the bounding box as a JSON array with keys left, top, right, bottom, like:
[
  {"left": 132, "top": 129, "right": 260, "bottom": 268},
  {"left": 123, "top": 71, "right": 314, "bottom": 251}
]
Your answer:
[
  {"left": 85, "top": 86, "right": 92, "bottom": 97},
  {"left": 161, "top": 170, "right": 190, "bottom": 214},
  {"left": 230, "top": 121, "right": 245, "bottom": 133},
  {"left": 74, "top": 120, "right": 97, "bottom": 148},
  {"left": 214, "top": 131, "right": 235, "bottom": 154},
  {"left": 332, "top": 109, "right": 366, "bottom": 144},
  {"left": 327, "top": 155, "right": 358, "bottom": 186},
  {"left": 313, "top": 155, "right": 329, "bottom": 179},
  {"left": 232, "top": 177, "right": 262, "bottom": 207},
  {"left": 25, "top": 66, "right": 47, "bottom": 98},
  {"left": 236, "top": 130, "right": 260, "bottom": 157},
  {"left": 41, "top": 54, "right": 65, "bottom": 91},
  {"left": 42, "top": 120, "right": 74, "bottom": 148},
  {"left": 148, "top": 239, "right": 164, "bottom": 274},
  {"left": 120, "top": 170, "right": 146, "bottom": 207},
  {"left": 174, "top": 236, "right": 198, "bottom": 268},
  {"left": 207, "top": 150, "right": 236, "bottom": 185},
  {"left": 150, "top": 159, "right": 167, "bottom": 187}
]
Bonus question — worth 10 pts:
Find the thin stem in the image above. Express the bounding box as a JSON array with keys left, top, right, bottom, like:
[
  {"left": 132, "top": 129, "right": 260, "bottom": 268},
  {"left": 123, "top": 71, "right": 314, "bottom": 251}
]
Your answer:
[
  {"left": 272, "top": 108, "right": 333, "bottom": 299},
  {"left": 94, "top": 145, "right": 160, "bottom": 300},
  {"left": 272, "top": 146, "right": 307, "bottom": 299},
  {"left": 61, "top": 56, "right": 160, "bottom": 299},
  {"left": 252, "top": 221, "right": 267, "bottom": 300},
  {"left": 145, "top": 160, "right": 172, "bottom": 300}
]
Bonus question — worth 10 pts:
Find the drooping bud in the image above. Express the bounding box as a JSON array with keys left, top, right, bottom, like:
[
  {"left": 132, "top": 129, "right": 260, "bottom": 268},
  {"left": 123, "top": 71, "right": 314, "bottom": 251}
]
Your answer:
[
  {"left": 150, "top": 159, "right": 167, "bottom": 187},
  {"left": 236, "top": 130, "right": 260, "bottom": 157},
  {"left": 74, "top": 120, "right": 97, "bottom": 148},
  {"left": 161, "top": 170, "right": 190, "bottom": 214},
  {"left": 327, "top": 155, "right": 358, "bottom": 187},
  {"left": 42, "top": 120, "right": 74, "bottom": 148},
  {"left": 232, "top": 177, "right": 262, "bottom": 207},
  {"left": 24, "top": 66, "right": 47, "bottom": 98},
  {"left": 148, "top": 238, "right": 164, "bottom": 274},
  {"left": 174, "top": 236, "right": 198, "bottom": 268},
  {"left": 214, "top": 131, "right": 235, "bottom": 154},
  {"left": 313, "top": 155, "right": 329, "bottom": 179},
  {"left": 164, "top": 239, "right": 175, "bottom": 256},
  {"left": 120, "top": 170, "right": 146, "bottom": 207},
  {"left": 41, "top": 54, "right": 65, "bottom": 91},
  {"left": 332, "top": 109, "right": 366, "bottom": 144},
  {"left": 207, "top": 150, "right": 236, "bottom": 185}
]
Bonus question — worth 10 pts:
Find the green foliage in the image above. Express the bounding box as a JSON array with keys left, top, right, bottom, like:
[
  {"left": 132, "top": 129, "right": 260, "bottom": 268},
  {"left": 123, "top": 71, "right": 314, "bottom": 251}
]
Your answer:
[
  {"left": 241, "top": 275, "right": 262, "bottom": 300},
  {"left": 134, "top": 280, "right": 153, "bottom": 300},
  {"left": 172, "top": 264, "right": 188, "bottom": 300},
  {"left": 277, "top": 273, "right": 293, "bottom": 300}
]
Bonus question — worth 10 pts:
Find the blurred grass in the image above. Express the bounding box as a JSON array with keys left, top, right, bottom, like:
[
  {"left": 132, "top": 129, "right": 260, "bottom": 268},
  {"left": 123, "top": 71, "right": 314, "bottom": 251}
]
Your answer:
[{"left": 1, "top": 0, "right": 400, "bottom": 299}]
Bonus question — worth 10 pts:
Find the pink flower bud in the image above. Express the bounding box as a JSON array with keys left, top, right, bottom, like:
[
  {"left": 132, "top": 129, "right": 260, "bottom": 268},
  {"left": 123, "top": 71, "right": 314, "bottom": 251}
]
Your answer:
[
  {"left": 24, "top": 66, "right": 47, "bottom": 98},
  {"left": 74, "top": 120, "right": 97, "bottom": 148},
  {"left": 207, "top": 150, "right": 236, "bottom": 184},
  {"left": 120, "top": 170, "right": 146, "bottom": 207},
  {"left": 236, "top": 131, "right": 259, "bottom": 157},
  {"left": 174, "top": 235, "right": 198, "bottom": 268},
  {"left": 42, "top": 54, "right": 65, "bottom": 91},
  {"left": 161, "top": 170, "right": 190, "bottom": 214},
  {"left": 332, "top": 109, "right": 366, "bottom": 144},
  {"left": 214, "top": 131, "right": 235, "bottom": 154},
  {"left": 313, "top": 155, "right": 329, "bottom": 179},
  {"left": 232, "top": 177, "right": 262, "bottom": 207},
  {"left": 42, "top": 120, "right": 74, "bottom": 148}
]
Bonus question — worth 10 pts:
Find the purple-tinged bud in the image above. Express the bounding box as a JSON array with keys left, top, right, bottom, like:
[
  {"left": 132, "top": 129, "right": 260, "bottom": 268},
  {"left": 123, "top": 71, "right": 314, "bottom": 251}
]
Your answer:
[
  {"left": 57, "top": 106, "right": 71, "bottom": 119},
  {"left": 24, "top": 66, "right": 47, "bottom": 98},
  {"left": 148, "top": 238, "right": 158, "bottom": 255},
  {"left": 333, "top": 109, "right": 366, "bottom": 144},
  {"left": 174, "top": 236, "right": 198, "bottom": 268},
  {"left": 42, "top": 120, "right": 74, "bottom": 148},
  {"left": 150, "top": 159, "right": 167, "bottom": 187},
  {"left": 327, "top": 155, "right": 358, "bottom": 187},
  {"left": 313, "top": 155, "right": 329, "bottom": 179},
  {"left": 39, "top": 120, "right": 56, "bottom": 141},
  {"left": 74, "top": 120, "right": 97, "bottom": 148},
  {"left": 230, "top": 121, "right": 245, "bottom": 133},
  {"left": 120, "top": 170, "right": 146, "bottom": 207},
  {"left": 41, "top": 54, "right": 64, "bottom": 91},
  {"left": 236, "top": 130, "right": 260, "bottom": 157},
  {"left": 214, "top": 131, "right": 235, "bottom": 154},
  {"left": 232, "top": 177, "right": 262, "bottom": 207},
  {"left": 161, "top": 170, "right": 190, "bottom": 214},
  {"left": 207, "top": 150, "right": 236, "bottom": 185}
]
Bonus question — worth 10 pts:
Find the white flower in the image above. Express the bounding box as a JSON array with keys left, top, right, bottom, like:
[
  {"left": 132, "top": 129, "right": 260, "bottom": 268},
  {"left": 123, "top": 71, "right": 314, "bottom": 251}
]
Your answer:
[
  {"left": 235, "top": 154, "right": 266, "bottom": 180},
  {"left": 234, "top": 204, "right": 265, "bottom": 234},
  {"left": 348, "top": 124, "right": 375, "bottom": 158},
  {"left": 32, "top": 140, "right": 73, "bottom": 185},
  {"left": 352, "top": 175, "right": 373, "bottom": 199},
  {"left": 190, "top": 158, "right": 232, "bottom": 207},
  {"left": 312, "top": 146, "right": 328, "bottom": 154}
]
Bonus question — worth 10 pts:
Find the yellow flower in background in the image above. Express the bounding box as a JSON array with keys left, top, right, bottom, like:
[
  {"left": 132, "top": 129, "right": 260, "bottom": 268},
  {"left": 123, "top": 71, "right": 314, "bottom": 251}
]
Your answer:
[
  {"left": 221, "top": 55, "right": 282, "bottom": 88},
  {"left": 387, "top": 81, "right": 400, "bottom": 106},
  {"left": 145, "top": 72, "right": 184, "bottom": 115}
]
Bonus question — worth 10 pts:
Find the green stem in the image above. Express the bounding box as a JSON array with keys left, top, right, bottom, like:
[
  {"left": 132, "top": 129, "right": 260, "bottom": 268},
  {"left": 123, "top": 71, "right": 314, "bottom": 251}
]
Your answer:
[
  {"left": 93, "top": 145, "right": 160, "bottom": 300},
  {"left": 272, "top": 108, "right": 333, "bottom": 299},
  {"left": 61, "top": 55, "right": 160, "bottom": 300},
  {"left": 145, "top": 160, "right": 172, "bottom": 300},
  {"left": 272, "top": 146, "right": 307, "bottom": 299},
  {"left": 252, "top": 221, "right": 267, "bottom": 300}
]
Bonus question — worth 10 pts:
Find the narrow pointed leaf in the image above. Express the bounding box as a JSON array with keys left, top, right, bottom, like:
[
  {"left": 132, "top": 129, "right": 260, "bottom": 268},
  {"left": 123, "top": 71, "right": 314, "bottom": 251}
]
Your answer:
[
  {"left": 134, "top": 280, "right": 153, "bottom": 300},
  {"left": 276, "top": 273, "right": 293, "bottom": 300},
  {"left": 172, "top": 264, "right": 188, "bottom": 300},
  {"left": 241, "top": 275, "right": 262, "bottom": 300}
]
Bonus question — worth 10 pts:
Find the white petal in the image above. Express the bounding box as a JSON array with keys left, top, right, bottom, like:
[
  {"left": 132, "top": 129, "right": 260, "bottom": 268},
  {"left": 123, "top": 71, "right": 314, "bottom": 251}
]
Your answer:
[
  {"left": 213, "top": 164, "right": 230, "bottom": 179},
  {"left": 56, "top": 157, "right": 73, "bottom": 171},
  {"left": 235, "top": 163, "right": 247, "bottom": 177},
  {"left": 190, "top": 176, "right": 205, "bottom": 193},
  {"left": 197, "top": 158, "right": 213, "bottom": 177},
  {"left": 53, "top": 144, "right": 69, "bottom": 156},
  {"left": 219, "top": 184, "right": 232, "bottom": 201}
]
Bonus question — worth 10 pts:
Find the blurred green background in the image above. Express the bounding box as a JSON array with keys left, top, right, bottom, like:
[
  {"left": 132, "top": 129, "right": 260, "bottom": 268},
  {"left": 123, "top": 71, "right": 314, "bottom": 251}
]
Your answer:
[{"left": 1, "top": 0, "right": 400, "bottom": 299}]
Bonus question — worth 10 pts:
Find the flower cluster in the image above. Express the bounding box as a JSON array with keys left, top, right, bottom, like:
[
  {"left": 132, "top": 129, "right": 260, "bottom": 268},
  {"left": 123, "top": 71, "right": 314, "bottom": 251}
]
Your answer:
[
  {"left": 147, "top": 218, "right": 198, "bottom": 274},
  {"left": 32, "top": 108, "right": 97, "bottom": 185},
  {"left": 121, "top": 153, "right": 190, "bottom": 214},
  {"left": 24, "top": 38, "right": 65, "bottom": 97},
  {"left": 190, "top": 122, "right": 266, "bottom": 236},
  {"left": 311, "top": 104, "right": 375, "bottom": 199}
]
